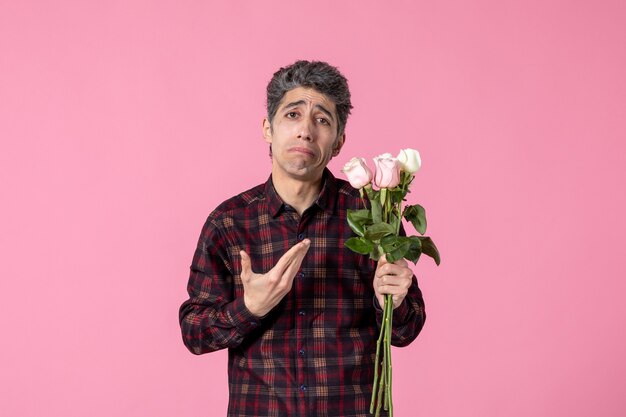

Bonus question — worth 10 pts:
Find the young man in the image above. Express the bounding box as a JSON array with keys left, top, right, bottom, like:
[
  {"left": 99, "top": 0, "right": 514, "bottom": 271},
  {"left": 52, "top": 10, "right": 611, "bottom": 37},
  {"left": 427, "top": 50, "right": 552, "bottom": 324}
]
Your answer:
[{"left": 179, "top": 60, "right": 426, "bottom": 417}]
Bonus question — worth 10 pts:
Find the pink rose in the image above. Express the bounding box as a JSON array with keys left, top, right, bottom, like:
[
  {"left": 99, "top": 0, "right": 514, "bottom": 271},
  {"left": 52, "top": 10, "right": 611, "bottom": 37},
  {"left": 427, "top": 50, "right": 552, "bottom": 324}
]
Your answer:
[
  {"left": 373, "top": 153, "right": 401, "bottom": 188},
  {"left": 342, "top": 157, "right": 373, "bottom": 189}
]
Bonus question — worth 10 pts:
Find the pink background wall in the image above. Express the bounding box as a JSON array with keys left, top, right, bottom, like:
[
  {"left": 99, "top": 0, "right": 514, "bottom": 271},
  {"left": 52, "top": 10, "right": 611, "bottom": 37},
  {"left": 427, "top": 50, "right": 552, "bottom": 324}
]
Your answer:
[{"left": 2, "top": 1, "right": 625, "bottom": 416}]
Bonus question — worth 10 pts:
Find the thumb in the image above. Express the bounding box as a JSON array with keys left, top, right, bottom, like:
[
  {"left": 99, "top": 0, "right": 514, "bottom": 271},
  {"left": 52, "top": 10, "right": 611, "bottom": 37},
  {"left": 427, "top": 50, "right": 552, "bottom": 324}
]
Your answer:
[
  {"left": 240, "top": 250, "right": 253, "bottom": 277},
  {"left": 377, "top": 254, "right": 388, "bottom": 268}
]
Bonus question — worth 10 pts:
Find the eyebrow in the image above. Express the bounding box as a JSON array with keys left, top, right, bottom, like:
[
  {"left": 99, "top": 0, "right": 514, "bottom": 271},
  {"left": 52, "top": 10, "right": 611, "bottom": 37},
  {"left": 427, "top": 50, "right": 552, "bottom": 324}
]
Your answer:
[{"left": 283, "top": 100, "right": 336, "bottom": 122}]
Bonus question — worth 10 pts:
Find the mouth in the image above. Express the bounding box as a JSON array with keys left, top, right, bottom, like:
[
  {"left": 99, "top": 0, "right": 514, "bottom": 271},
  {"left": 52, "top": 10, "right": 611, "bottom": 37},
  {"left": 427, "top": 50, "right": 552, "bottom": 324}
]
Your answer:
[{"left": 288, "top": 147, "right": 316, "bottom": 158}]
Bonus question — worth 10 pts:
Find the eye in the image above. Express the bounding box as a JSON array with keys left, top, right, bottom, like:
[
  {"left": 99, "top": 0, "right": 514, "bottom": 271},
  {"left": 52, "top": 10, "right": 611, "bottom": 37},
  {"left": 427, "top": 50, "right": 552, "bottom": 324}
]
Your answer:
[
  {"left": 317, "top": 117, "right": 330, "bottom": 125},
  {"left": 286, "top": 111, "right": 298, "bottom": 119}
]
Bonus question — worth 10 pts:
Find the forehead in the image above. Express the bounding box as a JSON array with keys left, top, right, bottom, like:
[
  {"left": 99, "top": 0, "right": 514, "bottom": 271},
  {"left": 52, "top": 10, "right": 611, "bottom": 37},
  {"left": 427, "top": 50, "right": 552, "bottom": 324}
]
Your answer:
[{"left": 278, "top": 87, "right": 337, "bottom": 111}]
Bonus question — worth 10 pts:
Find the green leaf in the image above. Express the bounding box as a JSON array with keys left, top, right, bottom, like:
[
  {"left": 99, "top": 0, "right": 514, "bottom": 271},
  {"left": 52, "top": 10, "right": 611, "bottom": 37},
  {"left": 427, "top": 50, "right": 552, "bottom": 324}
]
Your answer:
[
  {"left": 403, "top": 204, "right": 427, "bottom": 235},
  {"left": 345, "top": 237, "right": 374, "bottom": 255},
  {"left": 364, "top": 222, "right": 395, "bottom": 241},
  {"left": 370, "top": 199, "right": 383, "bottom": 224},
  {"left": 369, "top": 243, "right": 383, "bottom": 261},
  {"left": 380, "top": 235, "right": 410, "bottom": 263},
  {"left": 389, "top": 212, "right": 401, "bottom": 236},
  {"left": 347, "top": 209, "right": 372, "bottom": 237},
  {"left": 405, "top": 236, "right": 422, "bottom": 264},
  {"left": 418, "top": 236, "right": 441, "bottom": 265},
  {"left": 365, "top": 186, "right": 379, "bottom": 202},
  {"left": 389, "top": 188, "right": 406, "bottom": 205}
]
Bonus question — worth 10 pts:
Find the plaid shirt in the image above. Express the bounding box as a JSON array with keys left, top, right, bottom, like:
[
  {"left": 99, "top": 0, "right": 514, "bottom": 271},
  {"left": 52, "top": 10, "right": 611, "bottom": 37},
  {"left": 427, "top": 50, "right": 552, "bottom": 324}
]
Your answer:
[{"left": 179, "top": 169, "right": 426, "bottom": 417}]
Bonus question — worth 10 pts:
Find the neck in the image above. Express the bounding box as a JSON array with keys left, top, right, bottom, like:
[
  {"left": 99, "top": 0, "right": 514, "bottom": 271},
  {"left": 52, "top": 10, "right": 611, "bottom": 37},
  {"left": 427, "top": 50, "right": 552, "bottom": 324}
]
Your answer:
[{"left": 271, "top": 170, "right": 324, "bottom": 216}]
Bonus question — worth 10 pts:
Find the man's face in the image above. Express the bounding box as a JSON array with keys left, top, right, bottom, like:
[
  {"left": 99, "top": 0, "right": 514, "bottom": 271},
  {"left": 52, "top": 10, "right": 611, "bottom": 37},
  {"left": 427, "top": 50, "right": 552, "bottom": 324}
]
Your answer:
[{"left": 263, "top": 87, "right": 345, "bottom": 182}]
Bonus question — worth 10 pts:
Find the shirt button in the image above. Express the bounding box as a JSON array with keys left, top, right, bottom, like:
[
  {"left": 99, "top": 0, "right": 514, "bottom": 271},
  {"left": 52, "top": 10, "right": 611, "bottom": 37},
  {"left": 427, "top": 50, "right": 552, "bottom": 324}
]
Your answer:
[
  {"left": 299, "top": 384, "right": 307, "bottom": 392},
  {"left": 298, "top": 310, "right": 306, "bottom": 316},
  {"left": 298, "top": 271, "right": 305, "bottom": 278},
  {"left": 297, "top": 233, "right": 305, "bottom": 240},
  {"left": 299, "top": 349, "right": 305, "bottom": 356}
]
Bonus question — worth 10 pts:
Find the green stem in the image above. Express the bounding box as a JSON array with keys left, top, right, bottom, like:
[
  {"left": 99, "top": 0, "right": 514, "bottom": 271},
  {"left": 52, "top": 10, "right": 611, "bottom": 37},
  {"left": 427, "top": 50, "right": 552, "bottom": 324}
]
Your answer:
[
  {"left": 380, "top": 188, "right": 388, "bottom": 222},
  {"left": 386, "top": 294, "right": 394, "bottom": 416},
  {"left": 372, "top": 180, "right": 406, "bottom": 415},
  {"left": 376, "top": 340, "right": 386, "bottom": 417},
  {"left": 395, "top": 200, "right": 402, "bottom": 236},
  {"left": 370, "top": 303, "right": 386, "bottom": 414},
  {"left": 383, "top": 298, "right": 389, "bottom": 412}
]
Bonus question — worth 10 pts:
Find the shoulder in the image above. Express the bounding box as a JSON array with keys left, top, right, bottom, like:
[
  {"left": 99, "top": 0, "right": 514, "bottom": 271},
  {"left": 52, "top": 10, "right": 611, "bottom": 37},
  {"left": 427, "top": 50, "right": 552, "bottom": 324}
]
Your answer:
[
  {"left": 204, "top": 182, "right": 267, "bottom": 229},
  {"left": 332, "top": 176, "right": 364, "bottom": 211},
  {"left": 335, "top": 177, "right": 360, "bottom": 198},
  {"left": 214, "top": 182, "right": 266, "bottom": 214}
]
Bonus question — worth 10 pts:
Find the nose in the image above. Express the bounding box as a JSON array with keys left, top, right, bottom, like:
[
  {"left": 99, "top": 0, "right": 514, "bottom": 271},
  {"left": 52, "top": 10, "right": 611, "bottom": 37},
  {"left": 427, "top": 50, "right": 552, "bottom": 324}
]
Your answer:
[{"left": 297, "top": 118, "right": 313, "bottom": 142}]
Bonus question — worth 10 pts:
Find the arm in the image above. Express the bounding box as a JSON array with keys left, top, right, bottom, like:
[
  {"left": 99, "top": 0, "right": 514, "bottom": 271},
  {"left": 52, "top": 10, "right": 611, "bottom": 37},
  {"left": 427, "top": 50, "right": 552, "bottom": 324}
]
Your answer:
[
  {"left": 179, "top": 220, "right": 261, "bottom": 355},
  {"left": 179, "top": 218, "right": 311, "bottom": 354}
]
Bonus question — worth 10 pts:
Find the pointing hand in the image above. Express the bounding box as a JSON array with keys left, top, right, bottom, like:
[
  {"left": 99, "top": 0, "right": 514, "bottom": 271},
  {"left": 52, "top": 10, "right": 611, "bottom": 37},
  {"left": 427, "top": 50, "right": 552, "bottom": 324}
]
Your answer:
[{"left": 240, "top": 239, "right": 311, "bottom": 317}]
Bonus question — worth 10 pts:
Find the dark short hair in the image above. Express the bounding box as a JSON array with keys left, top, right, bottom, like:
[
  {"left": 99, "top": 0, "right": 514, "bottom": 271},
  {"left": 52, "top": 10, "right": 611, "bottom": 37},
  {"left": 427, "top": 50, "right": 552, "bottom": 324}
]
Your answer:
[{"left": 266, "top": 60, "right": 353, "bottom": 136}]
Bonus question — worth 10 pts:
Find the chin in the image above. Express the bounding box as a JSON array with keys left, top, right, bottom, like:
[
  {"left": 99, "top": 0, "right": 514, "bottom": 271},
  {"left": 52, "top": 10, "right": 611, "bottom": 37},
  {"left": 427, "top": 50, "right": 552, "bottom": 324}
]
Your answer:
[{"left": 287, "top": 166, "right": 322, "bottom": 180}]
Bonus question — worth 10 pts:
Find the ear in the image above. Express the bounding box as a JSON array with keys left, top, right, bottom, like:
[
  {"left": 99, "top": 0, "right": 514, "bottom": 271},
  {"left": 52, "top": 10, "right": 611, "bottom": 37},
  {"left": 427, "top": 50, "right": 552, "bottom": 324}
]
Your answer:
[
  {"left": 332, "top": 133, "right": 346, "bottom": 157},
  {"left": 262, "top": 118, "right": 272, "bottom": 143}
]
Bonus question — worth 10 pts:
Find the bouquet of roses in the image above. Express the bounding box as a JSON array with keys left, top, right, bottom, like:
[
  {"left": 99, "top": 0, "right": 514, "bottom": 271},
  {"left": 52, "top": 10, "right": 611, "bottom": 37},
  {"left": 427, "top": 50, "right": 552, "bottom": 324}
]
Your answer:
[{"left": 342, "top": 149, "right": 440, "bottom": 417}]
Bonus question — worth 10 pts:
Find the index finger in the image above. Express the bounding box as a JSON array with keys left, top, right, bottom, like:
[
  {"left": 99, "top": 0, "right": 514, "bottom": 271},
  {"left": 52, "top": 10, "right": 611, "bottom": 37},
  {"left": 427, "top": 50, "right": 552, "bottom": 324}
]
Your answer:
[{"left": 274, "top": 239, "right": 311, "bottom": 273}]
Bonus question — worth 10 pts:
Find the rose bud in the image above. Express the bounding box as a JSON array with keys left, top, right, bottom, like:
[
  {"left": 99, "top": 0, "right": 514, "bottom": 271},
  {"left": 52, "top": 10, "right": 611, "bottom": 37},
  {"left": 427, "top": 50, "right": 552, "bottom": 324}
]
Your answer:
[
  {"left": 397, "top": 148, "right": 421, "bottom": 174},
  {"left": 373, "top": 153, "right": 401, "bottom": 188},
  {"left": 342, "top": 157, "right": 373, "bottom": 189}
]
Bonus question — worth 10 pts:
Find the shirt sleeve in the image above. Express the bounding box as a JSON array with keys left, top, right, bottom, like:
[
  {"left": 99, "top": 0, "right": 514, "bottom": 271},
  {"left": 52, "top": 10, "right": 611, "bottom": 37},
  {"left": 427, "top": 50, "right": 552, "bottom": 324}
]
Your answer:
[
  {"left": 179, "top": 218, "right": 261, "bottom": 355},
  {"left": 373, "top": 274, "right": 426, "bottom": 347}
]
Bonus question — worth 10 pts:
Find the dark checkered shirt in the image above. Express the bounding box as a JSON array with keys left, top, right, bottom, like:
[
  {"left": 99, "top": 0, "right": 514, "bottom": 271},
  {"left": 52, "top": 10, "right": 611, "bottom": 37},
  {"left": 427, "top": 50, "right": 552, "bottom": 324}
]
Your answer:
[{"left": 179, "top": 169, "right": 426, "bottom": 417}]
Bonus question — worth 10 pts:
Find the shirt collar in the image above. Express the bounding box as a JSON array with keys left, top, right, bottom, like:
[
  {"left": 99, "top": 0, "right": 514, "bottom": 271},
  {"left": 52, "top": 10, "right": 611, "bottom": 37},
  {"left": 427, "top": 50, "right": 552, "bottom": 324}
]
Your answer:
[
  {"left": 315, "top": 168, "right": 337, "bottom": 214},
  {"left": 265, "top": 168, "right": 338, "bottom": 217}
]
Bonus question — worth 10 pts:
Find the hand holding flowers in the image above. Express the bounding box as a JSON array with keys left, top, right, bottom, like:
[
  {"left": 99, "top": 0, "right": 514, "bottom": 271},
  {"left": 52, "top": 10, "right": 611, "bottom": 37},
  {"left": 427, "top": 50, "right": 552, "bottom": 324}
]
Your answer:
[
  {"left": 374, "top": 255, "right": 413, "bottom": 310},
  {"left": 342, "top": 148, "right": 440, "bottom": 417}
]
